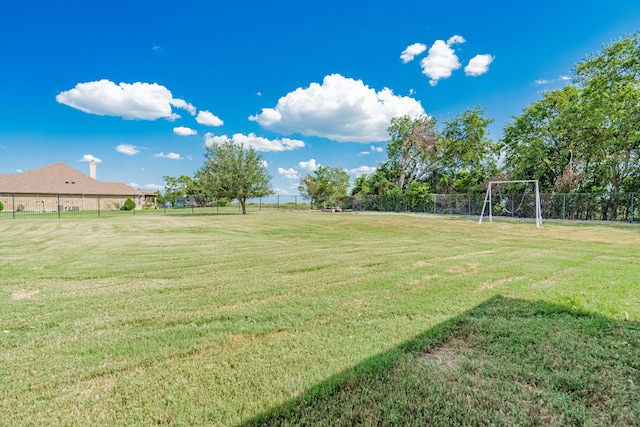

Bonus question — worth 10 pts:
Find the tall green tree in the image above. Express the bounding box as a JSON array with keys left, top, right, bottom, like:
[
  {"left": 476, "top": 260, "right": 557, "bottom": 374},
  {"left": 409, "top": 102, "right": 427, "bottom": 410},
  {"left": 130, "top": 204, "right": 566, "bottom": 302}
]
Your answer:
[
  {"left": 298, "top": 166, "right": 350, "bottom": 207},
  {"left": 162, "top": 175, "right": 194, "bottom": 201},
  {"left": 502, "top": 32, "right": 640, "bottom": 210},
  {"left": 351, "top": 164, "right": 396, "bottom": 196},
  {"left": 386, "top": 115, "right": 438, "bottom": 191},
  {"left": 197, "top": 140, "right": 273, "bottom": 214},
  {"left": 501, "top": 86, "right": 586, "bottom": 192},
  {"left": 573, "top": 32, "right": 640, "bottom": 196},
  {"left": 385, "top": 108, "right": 495, "bottom": 193},
  {"left": 438, "top": 106, "right": 497, "bottom": 193}
]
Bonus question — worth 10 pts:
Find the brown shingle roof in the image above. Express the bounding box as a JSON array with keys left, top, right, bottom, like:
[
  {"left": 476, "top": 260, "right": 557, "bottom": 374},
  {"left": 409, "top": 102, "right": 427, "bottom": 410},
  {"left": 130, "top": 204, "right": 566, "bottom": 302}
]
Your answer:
[{"left": 0, "top": 162, "right": 141, "bottom": 196}]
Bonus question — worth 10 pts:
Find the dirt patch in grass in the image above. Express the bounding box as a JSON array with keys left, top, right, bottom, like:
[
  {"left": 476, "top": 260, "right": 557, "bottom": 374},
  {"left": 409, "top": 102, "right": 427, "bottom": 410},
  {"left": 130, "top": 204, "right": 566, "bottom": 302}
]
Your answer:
[
  {"left": 12, "top": 289, "right": 40, "bottom": 300},
  {"left": 420, "top": 338, "right": 466, "bottom": 370}
]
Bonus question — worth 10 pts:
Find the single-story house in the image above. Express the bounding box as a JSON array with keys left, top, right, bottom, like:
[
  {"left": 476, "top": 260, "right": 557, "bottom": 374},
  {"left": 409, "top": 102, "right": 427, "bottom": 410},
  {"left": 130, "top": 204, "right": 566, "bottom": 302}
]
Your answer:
[{"left": 0, "top": 162, "right": 155, "bottom": 212}]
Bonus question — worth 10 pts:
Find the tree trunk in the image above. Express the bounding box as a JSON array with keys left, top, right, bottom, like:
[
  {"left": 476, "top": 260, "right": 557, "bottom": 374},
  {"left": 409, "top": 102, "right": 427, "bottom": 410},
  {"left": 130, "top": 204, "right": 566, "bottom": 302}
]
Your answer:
[{"left": 240, "top": 199, "right": 247, "bottom": 214}]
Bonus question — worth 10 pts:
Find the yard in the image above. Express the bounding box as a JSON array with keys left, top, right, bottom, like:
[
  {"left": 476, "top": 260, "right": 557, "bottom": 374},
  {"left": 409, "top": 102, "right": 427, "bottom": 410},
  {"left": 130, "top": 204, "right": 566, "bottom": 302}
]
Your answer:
[{"left": 1, "top": 211, "right": 638, "bottom": 426}]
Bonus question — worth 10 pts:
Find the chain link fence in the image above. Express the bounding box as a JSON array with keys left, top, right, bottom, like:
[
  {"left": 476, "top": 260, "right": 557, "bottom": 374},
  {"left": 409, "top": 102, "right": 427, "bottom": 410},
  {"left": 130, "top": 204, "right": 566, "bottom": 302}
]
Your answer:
[
  {"left": 1, "top": 192, "right": 638, "bottom": 222},
  {"left": 336, "top": 192, "right": 639, "bottom": 223}
]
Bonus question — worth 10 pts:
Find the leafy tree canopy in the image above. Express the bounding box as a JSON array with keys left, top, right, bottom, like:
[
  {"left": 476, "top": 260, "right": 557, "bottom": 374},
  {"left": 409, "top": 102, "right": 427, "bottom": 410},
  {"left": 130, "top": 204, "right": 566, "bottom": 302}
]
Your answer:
[
  {"left": 197, "top": 141, "right": 273, "bottom": 214},
  {"left": 358, "top": 107, "right": 495, "bottom": 196},
  {"left": 299, "top": 166, "right": 350, "bottom": 207},
  {"left": 502, "top": 32, "right": 640, "bottom": 200}
]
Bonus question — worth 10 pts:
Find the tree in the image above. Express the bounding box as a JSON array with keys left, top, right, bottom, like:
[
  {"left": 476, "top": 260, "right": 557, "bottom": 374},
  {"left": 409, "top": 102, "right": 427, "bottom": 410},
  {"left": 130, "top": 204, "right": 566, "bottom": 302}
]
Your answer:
[
  {"left": 163, "top": 175, "right": 194, "bottom": 202},
  {"left": 437, "top": 106, "right": 497, "bottom": 193},
  {"left": 298, "top": 166, "right": 350, "bottom": 207},
  {"left": 573, "top": 32, "right": 640, "bottom": 197},
  {"left": 351, "top": 165, "right": 396, "bottom": 196},
  {"left": 386, "top": 115, "right": 438, "bottom": 191},
  {"left": 501, "top": 86, "right": 586, "bottom": 192},
  {"left": 385, "top": 108, "right": 495, "bottom": 193},
  {"left": 501, "top": 32, "right": 640, "bottom": 215},
  {"left": 197, "top": 140, "right": 273, "bottom": 214}
]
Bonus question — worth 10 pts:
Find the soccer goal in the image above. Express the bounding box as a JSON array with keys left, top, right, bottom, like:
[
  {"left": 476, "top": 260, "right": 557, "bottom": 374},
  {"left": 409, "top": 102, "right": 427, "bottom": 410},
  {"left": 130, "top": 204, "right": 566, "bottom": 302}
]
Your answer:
[{"left": 478, "top": 180, "right": 542, "bottom": 227}]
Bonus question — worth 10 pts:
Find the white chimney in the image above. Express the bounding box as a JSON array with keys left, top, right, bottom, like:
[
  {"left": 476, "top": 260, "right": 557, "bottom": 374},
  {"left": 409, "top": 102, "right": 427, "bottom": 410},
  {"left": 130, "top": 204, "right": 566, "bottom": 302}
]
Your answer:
[{"left": 90, "top": 159, "right": 97, "bottom": 180}]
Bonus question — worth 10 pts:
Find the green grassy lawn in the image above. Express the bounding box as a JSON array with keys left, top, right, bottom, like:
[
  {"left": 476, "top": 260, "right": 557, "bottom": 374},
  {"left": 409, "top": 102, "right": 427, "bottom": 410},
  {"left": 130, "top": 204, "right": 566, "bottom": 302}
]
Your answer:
[{"left": 1, "top": 212, "right": 638, "bottom": 426}]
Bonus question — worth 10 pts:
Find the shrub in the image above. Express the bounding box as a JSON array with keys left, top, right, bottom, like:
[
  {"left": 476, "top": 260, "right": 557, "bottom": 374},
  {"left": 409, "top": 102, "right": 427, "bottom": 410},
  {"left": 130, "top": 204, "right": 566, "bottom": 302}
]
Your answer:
[
  {"left": 0, "top": 201, "right": 3, "bottom": 211},
  {"left": 123, "top": 198, "right": 136, "bottom": 211}
]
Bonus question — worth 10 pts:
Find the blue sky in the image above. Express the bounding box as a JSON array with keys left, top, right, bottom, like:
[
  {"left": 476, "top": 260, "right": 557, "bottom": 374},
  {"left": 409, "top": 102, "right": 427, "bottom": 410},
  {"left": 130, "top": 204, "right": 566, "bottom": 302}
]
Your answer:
[{"left": 1, "top": 1, "right": 639, "bottom": 195}]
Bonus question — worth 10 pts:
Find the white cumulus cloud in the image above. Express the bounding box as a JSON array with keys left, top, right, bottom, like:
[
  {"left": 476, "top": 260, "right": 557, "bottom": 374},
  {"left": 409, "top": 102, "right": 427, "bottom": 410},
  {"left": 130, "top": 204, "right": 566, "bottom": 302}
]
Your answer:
[
  {"left": 141, "top": 183, "right": 164, "bottom": 191},
  {"left": 116, "top": 144, "right": 140, "bottom": 155},
  {"left": 79, "top": 154, "right": 101, "bottom": 163},
  {"left": 278, "top": 167, "right": 299, "bottom": 180},
  {"left": 371, "top": 145, "right": 384, "bottom": 152},
  {"left": 420, "top": 35, "right": 466, "bottom": 86},
  {"left": 196, "top": 110, "right": 224, "bottom": 127},
  {"left": 400, "top": 43, "right": 427, "bottom": 63},
  {"left": 349, "top": 165, "right": 377, "bottom": 177},
  {"left": 249, "top": 73, "right": 424, "bottom": 143},
  {"left": 465, "top": 54, "right": 494, "bottom": 76},
  {"left": 203, "top": 132, "right": 305, "bottom": 152},
  {"left": 56, "top": 79, "right": 195, "bottom": 121},
  {"left": 299, "top": 158, "right": 320, "bottom": 171},
  {"left": 173, "top": 126, "right": 197, "bottom": 136},
  {"left": 154, "top": 152, "right": 182, "bottom": 160}
]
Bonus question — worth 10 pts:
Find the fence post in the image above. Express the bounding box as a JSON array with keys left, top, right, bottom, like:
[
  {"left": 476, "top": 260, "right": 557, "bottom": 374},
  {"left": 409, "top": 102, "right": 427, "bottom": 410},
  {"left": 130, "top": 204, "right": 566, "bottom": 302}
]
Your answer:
[
  {"left": 12, "top": 193, "right": 15, "bottom": 219},
  {"left": 632, "top": 193, "right": 635, "bottom": 223},
  {"left": 278, "top": 195, "right": 280, "bottom": 211},
  {"left": 98, "top": 196, "right": 101, "bottom": 217},
  {"left": 58, "top": 194, "right": 61, "bottom": 218},
  {"left": 563, "top": 194, "right": 566, "bottom": 220},
  {"left": 295, "top": 195, "right": 297, "bottom": 211}
]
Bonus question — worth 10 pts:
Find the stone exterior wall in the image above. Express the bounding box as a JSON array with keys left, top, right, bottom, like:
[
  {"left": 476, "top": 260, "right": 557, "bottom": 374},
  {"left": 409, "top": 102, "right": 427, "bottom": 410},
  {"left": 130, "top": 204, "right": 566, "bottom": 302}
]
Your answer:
[{"left": 0, "top": 194, "right": 143, "bottom": 212}]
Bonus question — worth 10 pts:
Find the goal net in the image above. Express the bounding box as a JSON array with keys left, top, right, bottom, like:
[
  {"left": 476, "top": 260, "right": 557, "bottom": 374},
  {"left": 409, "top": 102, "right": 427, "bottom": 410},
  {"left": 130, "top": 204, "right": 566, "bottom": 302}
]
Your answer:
[{"left": 478, "top": 180, "right": 542, "bottom": 227}]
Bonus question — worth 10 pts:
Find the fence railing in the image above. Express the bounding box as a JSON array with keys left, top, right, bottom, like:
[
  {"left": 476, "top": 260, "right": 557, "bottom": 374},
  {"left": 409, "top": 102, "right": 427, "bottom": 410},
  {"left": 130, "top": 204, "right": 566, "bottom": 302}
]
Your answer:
[
  {"left": 336, "top": 192, "right": 639, "bottom": 222},
  {"left": 0, "top": 194, "right": 310, "bottom": 218},
  {"left": 1, "top": 192, "right": 638, "bottom": 222}
]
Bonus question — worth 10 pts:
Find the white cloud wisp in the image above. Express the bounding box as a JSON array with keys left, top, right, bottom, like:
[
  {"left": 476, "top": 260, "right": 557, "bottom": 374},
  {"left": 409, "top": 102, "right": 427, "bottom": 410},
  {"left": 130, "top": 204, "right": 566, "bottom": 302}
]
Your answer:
[
  {"left": 278, "top": 167, "right": 299, "bottom": 180},
  {"left": 400, "top": 43, "right": 427, "bottom": 63},
  {"left": 173, "top": 126, "right": 197, "bottom": 136},
  {"left": 299, "top": 158, "right": 320, "bottom": 171},
  {"left": 204, "top": 132, "right": 305, "bottom": 152},
  {"left": 116, "top": 144, "right": 140, "bottom": 155},
  {"left": 79, "top": 154, "right": 101, "bottom": 163},
  {"left": 154, "top": 152, "right": 182, "bottom": 160},
  {"left": 465, "top": 54, "right": 494, "bottom": 76},
  {"left": 196, "top": 110, "right": 224, "bottom": 127}
]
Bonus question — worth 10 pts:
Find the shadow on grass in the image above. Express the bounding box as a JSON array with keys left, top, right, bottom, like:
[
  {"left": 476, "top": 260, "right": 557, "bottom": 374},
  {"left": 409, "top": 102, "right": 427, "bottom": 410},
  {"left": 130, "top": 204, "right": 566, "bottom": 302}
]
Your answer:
[{"left": 239, "top": 296, "right": 639, "bottom": 426}]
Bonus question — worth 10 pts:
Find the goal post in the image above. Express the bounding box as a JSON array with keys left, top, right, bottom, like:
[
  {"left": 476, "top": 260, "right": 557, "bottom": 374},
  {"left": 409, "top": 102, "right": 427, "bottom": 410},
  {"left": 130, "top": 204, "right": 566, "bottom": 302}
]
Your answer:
[{"left": 478, "top": 180, "right": 542, "bottom": 227}]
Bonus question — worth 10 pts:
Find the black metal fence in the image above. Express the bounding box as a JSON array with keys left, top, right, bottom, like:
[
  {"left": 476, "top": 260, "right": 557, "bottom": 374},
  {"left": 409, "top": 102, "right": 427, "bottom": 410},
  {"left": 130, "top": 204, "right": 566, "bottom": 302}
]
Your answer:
[
  {"left": 1, "top": 192, "right": 638, "bottom": 222},
  {"left": 336, "top": 192, "right": 640, "bottom": 223},
  {"left": 0, "top": 194, "right": 309, "bottom": 218}
]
